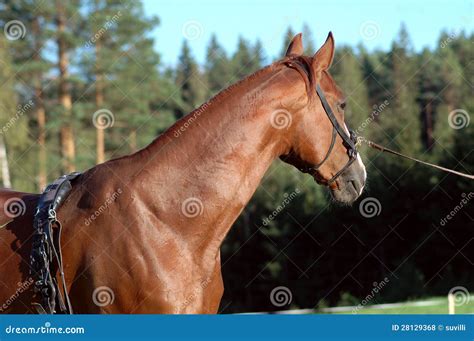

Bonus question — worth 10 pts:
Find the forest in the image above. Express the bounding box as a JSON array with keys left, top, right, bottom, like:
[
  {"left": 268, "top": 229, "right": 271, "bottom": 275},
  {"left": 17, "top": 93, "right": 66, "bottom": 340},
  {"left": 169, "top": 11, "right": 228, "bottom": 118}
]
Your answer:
[{"left": 0, "top": 0, "right": 472, "bottom": 313}]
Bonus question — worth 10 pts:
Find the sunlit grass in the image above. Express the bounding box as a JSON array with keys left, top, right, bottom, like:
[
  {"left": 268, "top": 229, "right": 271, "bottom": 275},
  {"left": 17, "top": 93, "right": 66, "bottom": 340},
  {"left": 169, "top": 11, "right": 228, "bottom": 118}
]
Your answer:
[{"left": 329, "top": 295, "right": 474, "bottom": 314}]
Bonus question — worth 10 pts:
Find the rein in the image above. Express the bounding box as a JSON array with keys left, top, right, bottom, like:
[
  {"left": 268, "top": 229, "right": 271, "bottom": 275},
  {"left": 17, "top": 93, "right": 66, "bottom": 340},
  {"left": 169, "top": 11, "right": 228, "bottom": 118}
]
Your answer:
[{"left": 356, "top": 137, "right": 474, "bottom": 180}]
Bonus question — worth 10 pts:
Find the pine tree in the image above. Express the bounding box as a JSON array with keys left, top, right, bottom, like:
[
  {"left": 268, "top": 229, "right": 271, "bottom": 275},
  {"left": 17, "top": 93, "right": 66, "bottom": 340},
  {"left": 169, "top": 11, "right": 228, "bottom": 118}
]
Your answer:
[
  {"left": 431, "top": 33, "right": 464, "bottom": 157},
  {"left": 416, "top": 48, "right": 441, "bottom": 151},
  {"left": 0, "top": 38, "right": 16, "bottom": 187},
  {"left": 205, "top": 34, "right": 232, "bottom": 97},
  {"left": 450, "top": 31, "right": 474, "bottom": 102},
  {"left": 80, "top": 0, "right": 163, "bottom": 159},
  {"left": 252, "top": 39, "right": 266, "bottom": 69},
  {"left": 437, "top": 35, "right": 463, "bottom": 113},
  {"left": 331, "top": 46, "right": 370, "bottom": 133},
  {"left": 0, "top": 37, "right": 32, "bottom": 190},
  {"left": 0, "top": 0, "right": 55, "bottom": 189},
  {"left": 231, "top": 36, "right": 262, "bottom": 80},
  {"left": 175, "top": 40, "right": 206, "bottom": 119},
  {"left": 359, "top": 45, "right": 392, "bottom": 111},
  {"left": 56, "top": 0, "right": 83, "bottom": 172},
  {"left": 382, "top": 24, "right": 422, "bottom": 155},
  {"left": 302, "top": 23, "right": 315, "bottom": 55},
  {"left": 109, "top": 5, "right": 162, "bottom": 156}
]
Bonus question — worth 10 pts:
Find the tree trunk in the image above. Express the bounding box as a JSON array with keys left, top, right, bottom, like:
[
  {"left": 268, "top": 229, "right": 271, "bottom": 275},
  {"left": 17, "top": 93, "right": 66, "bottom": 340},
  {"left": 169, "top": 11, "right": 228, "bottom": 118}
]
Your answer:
[
  {"left": 57, "top": 1, "right": 75, "bottom": 173},
  {"left": 425, "top": 100, "right": 434, "bottom": 151},
  {"left": 95, "top": 39, "right": 105, "bottom": 164},
  {"left": 32, "top": 17, "right": 47, "bottom": 190},
  {"left": 129, "top": 130, "right": 137, "bottom": 152},
  {"left": 0, "top": 136, "right": 11, "bottom": 188}
]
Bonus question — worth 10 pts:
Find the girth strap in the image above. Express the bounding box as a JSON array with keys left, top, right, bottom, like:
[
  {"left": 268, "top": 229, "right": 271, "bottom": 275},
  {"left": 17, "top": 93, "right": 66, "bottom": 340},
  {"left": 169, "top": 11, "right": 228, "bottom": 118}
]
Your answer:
[{"left": 30, "top": 172, "right": 81, "bottom": 314}]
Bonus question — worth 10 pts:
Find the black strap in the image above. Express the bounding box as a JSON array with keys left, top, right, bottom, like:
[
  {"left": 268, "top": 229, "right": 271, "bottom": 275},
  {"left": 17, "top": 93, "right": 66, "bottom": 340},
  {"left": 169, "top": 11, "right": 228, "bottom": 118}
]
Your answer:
[
  {"left": 314, "top": 85, "right": 358, "bottom": 184},
  {"left": 30, "top": 172, "right": 81, "bottom": 314},
  {"left": 312, "top": 126, "right": 337, "bottom": 169},
  {"left": 316, "top": 85, "right": 356, "bottom": 154}
]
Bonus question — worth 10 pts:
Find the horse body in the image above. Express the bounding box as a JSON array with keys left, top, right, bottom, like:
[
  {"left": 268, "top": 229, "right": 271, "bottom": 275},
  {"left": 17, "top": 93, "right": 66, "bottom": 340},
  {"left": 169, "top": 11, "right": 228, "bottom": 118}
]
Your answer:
[
  {"left": 0, "top": 190, "right": 38, "bottom": 313},
  {"left": 61, "top": 62, "right": 299, "bottom": 313},
  {"left": 0, "top": 33, "right": 366, "bottom": 313}
]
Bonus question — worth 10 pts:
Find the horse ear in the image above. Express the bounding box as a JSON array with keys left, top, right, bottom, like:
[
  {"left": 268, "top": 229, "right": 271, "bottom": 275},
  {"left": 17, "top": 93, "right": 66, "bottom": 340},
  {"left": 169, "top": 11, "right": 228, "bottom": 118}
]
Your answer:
[
  {"left": 285, "top": 33, "right": 304, "bottom": 56},
  {"left": 312, "top": 32, "right": 335, "bottom": 73}
]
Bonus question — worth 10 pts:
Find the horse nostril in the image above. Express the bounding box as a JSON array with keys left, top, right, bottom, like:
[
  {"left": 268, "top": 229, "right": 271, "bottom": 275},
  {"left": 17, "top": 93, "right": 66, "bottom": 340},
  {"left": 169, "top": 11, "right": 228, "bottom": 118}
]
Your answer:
[{"left": 350, "top": 179, "right": 359, "bottom": 194}]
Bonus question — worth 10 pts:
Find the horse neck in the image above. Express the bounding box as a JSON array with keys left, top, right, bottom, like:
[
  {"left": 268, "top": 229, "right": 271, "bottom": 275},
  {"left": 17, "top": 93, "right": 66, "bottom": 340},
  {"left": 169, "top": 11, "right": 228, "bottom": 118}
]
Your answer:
[{"left": 130, "top": 66, "right": 292, "bottom": 256}]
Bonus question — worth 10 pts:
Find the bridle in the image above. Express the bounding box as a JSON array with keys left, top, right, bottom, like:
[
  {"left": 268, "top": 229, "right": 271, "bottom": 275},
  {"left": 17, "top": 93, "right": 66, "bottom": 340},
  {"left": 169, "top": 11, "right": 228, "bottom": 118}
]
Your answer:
[
  {"left": 284, "top": 58, "right": 359, "bottom": 185},
  {"left": 313, "top": 84, "right": 359, "bottom": 185},
  {"left": 312, "top": 83, "right": 474, "bottom": 182},
  {"left": 314, "top": 84, "right": 474, "bottom": 182},
  {"left": 286, "top": 57, "right": 474, "bottom": 185},
  {"left": 311, "top": 84, "right": 474, "bottom": 183}
]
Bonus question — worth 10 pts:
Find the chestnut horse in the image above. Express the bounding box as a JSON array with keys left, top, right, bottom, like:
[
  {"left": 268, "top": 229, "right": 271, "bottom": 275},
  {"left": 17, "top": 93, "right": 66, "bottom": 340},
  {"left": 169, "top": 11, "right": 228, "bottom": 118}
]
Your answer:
[{"left": 0, "top": 33, "right": 366, "bottom": 313}]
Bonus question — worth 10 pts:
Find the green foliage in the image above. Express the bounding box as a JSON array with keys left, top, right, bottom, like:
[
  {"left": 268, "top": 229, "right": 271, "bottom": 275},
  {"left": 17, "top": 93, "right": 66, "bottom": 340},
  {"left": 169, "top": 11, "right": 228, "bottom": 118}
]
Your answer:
[
  {"left": 175, "top": 41, "right": 207, "bottom": 118},
  {"left": 231, "top": 36, "right": 263, "bottom": 79},
  {"left": 0, "top": 37, "right": 34, "bottom": 190},
  {"left": 205, "top": 34, "right": 232, "bottom": 97},
  {"left": 332, "top": 46, "right": 370, "bottom": 129}
]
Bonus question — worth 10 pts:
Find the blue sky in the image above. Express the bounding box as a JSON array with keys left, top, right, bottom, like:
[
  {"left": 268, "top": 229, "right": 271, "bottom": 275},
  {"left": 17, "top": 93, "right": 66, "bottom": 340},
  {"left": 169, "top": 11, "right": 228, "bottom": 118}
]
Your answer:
[{"left": 142, "top": 0, "right": 473, "bottom": 67}]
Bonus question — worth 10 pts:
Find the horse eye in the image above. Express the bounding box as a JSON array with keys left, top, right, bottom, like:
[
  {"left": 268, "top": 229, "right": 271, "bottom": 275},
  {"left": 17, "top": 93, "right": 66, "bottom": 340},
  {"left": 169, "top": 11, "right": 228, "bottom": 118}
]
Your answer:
[{"left": 339, "top": 102, "right": 346, "bottom": 110}]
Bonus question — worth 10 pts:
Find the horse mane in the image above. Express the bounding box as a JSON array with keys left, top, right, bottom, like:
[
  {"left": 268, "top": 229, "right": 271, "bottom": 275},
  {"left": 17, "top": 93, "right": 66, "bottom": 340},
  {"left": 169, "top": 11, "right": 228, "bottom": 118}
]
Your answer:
[
  {"left": 188, "top": 55, "right": 316, "bottom": 118},
  {"left": 190, "top": 63, "right": 281, "bottom": 117}
]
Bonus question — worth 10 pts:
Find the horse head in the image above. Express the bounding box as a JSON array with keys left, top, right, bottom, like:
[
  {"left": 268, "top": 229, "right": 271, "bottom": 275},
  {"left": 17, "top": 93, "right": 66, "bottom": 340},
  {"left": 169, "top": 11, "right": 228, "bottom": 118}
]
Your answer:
[{"left": 277, "top": 32, "right": 367, "bottom": 204}]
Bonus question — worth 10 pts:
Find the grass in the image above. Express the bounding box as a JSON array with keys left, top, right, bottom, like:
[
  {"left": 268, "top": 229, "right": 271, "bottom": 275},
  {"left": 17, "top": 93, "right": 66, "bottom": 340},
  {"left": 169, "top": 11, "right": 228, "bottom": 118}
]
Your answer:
[{"left": 329, "top": 295, "right": 474, "bottom": 314}]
